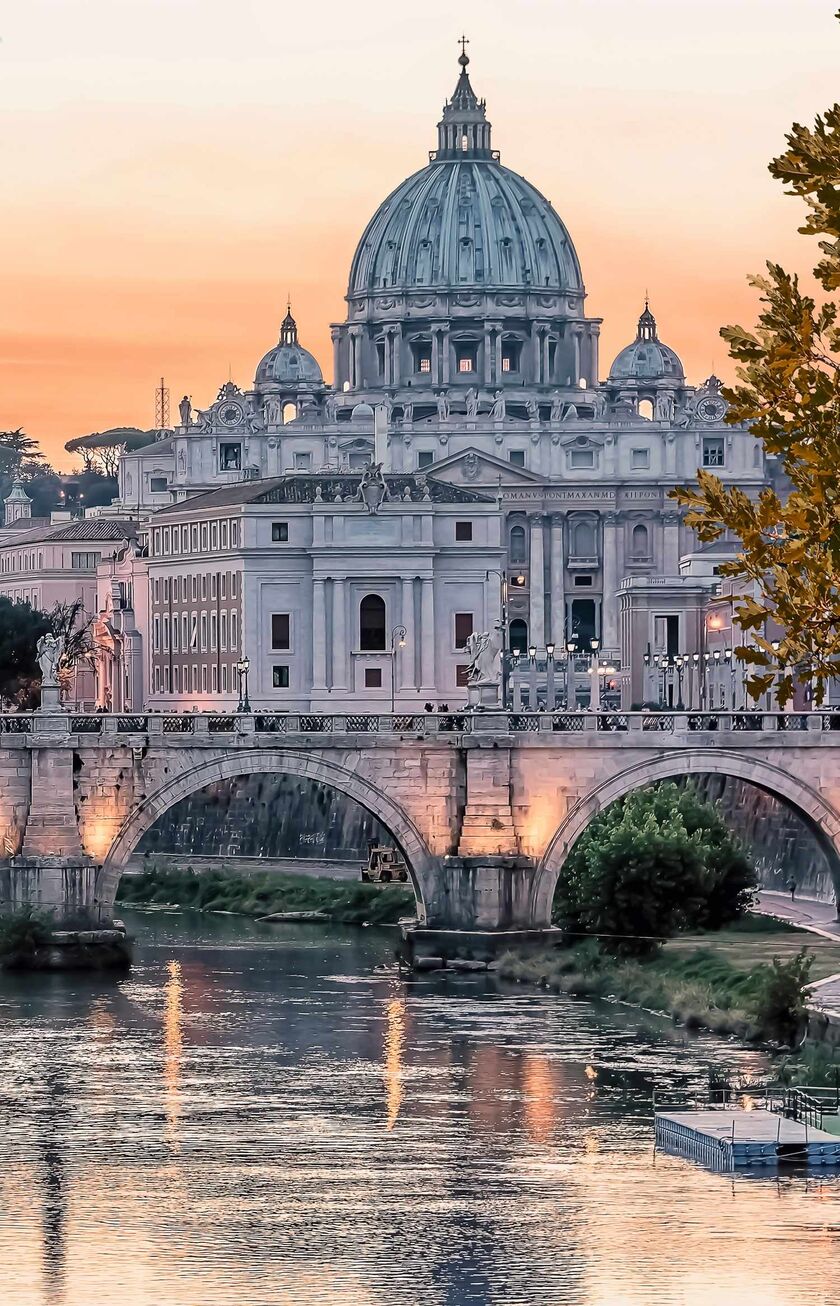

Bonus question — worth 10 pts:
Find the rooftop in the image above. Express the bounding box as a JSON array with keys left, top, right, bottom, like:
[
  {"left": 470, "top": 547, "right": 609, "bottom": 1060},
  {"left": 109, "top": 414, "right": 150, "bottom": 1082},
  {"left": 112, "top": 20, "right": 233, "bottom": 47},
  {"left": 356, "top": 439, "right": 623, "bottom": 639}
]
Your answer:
[
  {"left": 0, "top": 518, "right": 140, "bottom": 548},
  {"left": 153, "top": 473, "right": 494, "bottom": 516}
]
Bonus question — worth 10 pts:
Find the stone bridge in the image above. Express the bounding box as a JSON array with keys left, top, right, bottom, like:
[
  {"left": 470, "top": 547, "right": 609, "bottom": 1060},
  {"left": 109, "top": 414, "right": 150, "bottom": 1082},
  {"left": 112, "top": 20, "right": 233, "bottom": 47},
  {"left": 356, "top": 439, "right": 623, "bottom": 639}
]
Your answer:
[{"left": 1, "top": 708, "right": 840, "bottom": 937}]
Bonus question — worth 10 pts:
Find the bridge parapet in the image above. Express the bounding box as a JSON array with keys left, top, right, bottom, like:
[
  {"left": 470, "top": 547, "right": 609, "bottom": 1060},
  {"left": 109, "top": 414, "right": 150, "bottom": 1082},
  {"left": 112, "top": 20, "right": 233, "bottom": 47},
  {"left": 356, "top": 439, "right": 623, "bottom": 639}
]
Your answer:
[{"left": 1, "top": 709, "right": 837, "bottom": 741}]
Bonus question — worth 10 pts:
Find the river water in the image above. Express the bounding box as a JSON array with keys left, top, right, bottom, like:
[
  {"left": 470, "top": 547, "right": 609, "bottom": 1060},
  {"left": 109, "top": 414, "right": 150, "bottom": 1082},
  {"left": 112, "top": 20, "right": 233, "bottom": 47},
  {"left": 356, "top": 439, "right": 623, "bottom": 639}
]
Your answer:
[{"left": 0, "top": 910, "right": 838, "bottom": 1306}]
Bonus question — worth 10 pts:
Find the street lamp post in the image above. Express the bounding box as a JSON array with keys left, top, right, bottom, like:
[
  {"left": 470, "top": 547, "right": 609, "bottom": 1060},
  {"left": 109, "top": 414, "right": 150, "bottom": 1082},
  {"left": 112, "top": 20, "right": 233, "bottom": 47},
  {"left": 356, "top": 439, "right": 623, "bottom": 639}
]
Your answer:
[
  {"left": 673, "top": 654, "right": 686, "bottom": 711},
  {"left": 565, "top": 637, "right": 578, "bottom": 711},
  {"left": 486, "top": 568, "right": 510, "bottom": 707},
  {"left": 390, "top": 625, "right": 407, "bottom": 714},
  {"left": 235, "top": 654, "right": 251, "bottom": 713},
  {"left": 545, "top": 642, "right": 556, "bottom": 710},
  {"left": 589, "top": 636, "right": 601, "bottom": 711},
  {"left": 528, "top": 644, "right": 538, "bottom": 710}
]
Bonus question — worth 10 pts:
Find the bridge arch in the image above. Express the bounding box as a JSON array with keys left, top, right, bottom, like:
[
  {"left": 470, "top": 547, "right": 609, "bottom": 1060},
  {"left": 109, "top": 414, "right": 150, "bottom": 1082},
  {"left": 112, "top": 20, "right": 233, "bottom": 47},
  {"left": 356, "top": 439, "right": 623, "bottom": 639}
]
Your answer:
[
  {"left": 532, "top": 748, "right": 840, "bottom": 926},
  {"left": 96, "top": 748, "right": 435, "bottom": 919}
]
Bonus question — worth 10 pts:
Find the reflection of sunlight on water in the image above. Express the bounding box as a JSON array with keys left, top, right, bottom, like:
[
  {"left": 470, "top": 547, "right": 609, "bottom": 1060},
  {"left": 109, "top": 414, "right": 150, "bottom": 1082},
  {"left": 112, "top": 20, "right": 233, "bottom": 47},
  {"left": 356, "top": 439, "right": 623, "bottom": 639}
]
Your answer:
[
  {"left": 383, "top": 993, "right": 406, "bottom": 1131},
  {"left": 164, "top": 960, "right": 183, "bottom": 1153},
  {"left": 522, "top": 1056, "right": 556, "bottom": 1145}
]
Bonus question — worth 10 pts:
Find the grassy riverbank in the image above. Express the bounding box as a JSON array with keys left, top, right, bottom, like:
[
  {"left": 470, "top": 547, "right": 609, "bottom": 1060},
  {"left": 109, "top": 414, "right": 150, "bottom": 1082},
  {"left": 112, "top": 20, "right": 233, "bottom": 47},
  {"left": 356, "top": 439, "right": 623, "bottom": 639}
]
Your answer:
[
  {"left": 116, "top": 864, "right": 415, "bottom": 926},
  {"left": 498, "top": 915, "right": 840, "bottom": 1067}
]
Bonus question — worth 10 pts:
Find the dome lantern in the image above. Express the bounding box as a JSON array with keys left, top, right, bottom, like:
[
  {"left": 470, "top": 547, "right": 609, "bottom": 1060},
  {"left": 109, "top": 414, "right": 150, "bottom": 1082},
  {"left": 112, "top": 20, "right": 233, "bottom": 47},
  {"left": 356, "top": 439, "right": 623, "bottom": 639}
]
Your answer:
[
  {"left": 433, "top": 37, "right": 496, "bottom": 162},
  {"left": 607, "top": 299, "right": 686, "bottom": 386}
]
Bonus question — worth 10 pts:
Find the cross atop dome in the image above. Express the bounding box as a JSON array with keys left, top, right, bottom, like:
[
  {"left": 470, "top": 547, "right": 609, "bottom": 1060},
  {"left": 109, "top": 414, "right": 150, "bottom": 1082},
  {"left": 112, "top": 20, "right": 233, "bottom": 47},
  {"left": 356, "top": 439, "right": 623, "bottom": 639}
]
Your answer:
[{"left": 433, "top": 37, "right": 495, "bottom": 161}]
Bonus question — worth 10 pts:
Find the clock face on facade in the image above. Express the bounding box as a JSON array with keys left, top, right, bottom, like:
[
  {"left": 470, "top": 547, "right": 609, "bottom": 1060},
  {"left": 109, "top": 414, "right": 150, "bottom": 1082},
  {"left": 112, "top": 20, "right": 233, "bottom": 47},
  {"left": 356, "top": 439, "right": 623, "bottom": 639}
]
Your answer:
[
  {"left": 218, "top": 402, "right": 244, "bottom": 427},
  {"left": 696, "top": 395, "right": 727, "bottom": 424}
]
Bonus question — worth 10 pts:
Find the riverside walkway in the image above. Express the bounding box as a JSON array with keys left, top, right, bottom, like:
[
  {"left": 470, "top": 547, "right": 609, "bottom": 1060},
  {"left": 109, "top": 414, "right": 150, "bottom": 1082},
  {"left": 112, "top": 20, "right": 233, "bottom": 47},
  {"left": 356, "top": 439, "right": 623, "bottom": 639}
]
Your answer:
[{"left": 756, "top": 891, "right": 840, "bottom": 1015}]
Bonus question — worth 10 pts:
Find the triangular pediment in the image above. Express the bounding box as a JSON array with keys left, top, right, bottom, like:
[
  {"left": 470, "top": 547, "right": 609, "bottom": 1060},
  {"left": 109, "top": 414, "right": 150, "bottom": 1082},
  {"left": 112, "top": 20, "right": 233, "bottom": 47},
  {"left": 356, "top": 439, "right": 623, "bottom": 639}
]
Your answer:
[{"left": 421, "top": 446, "right": 544, "bottom": 487}]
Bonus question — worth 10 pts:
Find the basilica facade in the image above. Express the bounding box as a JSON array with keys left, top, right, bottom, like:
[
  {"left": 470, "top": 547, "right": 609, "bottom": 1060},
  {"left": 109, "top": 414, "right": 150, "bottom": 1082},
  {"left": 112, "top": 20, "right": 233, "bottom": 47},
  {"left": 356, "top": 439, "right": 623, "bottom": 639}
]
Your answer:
[{"left": 99, "top": 48, "right": 767, "bottom": 713}]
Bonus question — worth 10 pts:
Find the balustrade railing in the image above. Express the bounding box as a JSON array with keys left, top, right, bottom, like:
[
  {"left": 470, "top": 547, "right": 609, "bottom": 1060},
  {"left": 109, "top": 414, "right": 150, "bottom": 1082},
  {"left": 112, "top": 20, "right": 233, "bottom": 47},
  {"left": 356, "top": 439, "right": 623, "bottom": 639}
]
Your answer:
[{"left": 0, "top": 709, "right": 837, "bottom": 737}]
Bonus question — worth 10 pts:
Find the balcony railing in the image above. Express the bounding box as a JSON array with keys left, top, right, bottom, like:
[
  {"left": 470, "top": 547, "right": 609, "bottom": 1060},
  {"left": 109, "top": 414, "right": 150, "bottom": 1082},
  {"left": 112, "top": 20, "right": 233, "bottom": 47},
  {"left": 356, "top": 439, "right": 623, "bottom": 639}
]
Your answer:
[{"left": 0, "top": 709, "right": 834, "bottom": 737}]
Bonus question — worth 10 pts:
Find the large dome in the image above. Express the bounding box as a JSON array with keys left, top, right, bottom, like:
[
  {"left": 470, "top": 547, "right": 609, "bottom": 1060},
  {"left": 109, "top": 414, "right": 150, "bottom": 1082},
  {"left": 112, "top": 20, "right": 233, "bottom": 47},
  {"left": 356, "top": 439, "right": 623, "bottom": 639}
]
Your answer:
[
  {"left": 255, "top": 307, "right": 323, "bottom": 389},
  {"left": 347, "top": 51, "right": 582, "bottom": 300},
  {"left": 349, "top": 160, "right": 582, "bottom": 297},
  {"left": 608, "top": 303, "right": 685, "bottom": 384}
]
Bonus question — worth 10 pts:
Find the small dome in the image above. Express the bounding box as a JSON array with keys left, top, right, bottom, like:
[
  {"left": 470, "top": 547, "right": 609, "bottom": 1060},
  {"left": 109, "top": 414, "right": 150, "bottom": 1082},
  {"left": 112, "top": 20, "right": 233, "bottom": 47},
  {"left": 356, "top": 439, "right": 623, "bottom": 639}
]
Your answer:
[
  {"left": 254, "top": 306, "right": 323, "bottom": 389},
  {"left": 608, "top": 302, "right": 685, "bottom": 384},
  {"left": 351, "top": 402, "right": 375, "bottom": 423}
]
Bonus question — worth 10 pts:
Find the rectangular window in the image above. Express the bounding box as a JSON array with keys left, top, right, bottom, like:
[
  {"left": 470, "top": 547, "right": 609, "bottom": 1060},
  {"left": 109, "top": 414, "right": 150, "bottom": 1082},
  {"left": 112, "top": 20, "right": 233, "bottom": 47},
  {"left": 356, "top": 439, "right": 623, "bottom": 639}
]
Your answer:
[
  {"left": 294, "top": 452, "right": 311, "bottom": 471},
  {"left": 210, "top": 573, "right": 217, "bottom": 600},
  {"left": 70, "top": 552, "right": 101, "bottom": 570},
  {"left": 153, "top": 578, "right": 160, "bottom": 603},
  {"left": 271, "top": 522, "right": 289, "bottom": 542},
  {"left": 271, "top": 613, "right": 290, "bottom": 650},
  {"left": 191, "top": 576, "right": 197, "bottom": 601},
  {"left": 201, "top": 525, "right": 209, "bottom": 551},
  {"left": 211, "top": 521, "right": 219, "bottom": 550},
  {"left": 574, "top": 574, "right": 593, "bottom": 588},
  {"left": 230, "top": 521, "right": 238, "bottom": 547},
  {"left": 201, "top": 664, "right": 208, "bottom": 693},
  {"left": 231, "top": 572, "right": 238, "bottom": 598},
  {"left": 173, "top": 665, "right": 180, "bottom": 694},
  {"left": 200, "top": 613, "right": 207, "bottom": 652},
  {"left": 456, "top": 664, "right": 470, "bottom": 688},
  {"left": 182, "top": 614, "right": 188, "bottom": 651},
  {"left": 221, "top": 664, "right": 228, "bottom": 693},
  {"left": 414, "top": 344, "right": 432, "bottom": 373},
  {"left": 220, "top": 611, "right": 228, "bottom": 651},
  {"left": 164, "top": 666, "right": 171, "bottom": 693},
  {"left": 230, "top": 611, "right": 238, "bottom": 651},
  {"left": 150, "top": 476, "right": 167, "bottom": 493},
  {"left": 570, "top": 449, "right": 595, "bottom": 468},
  {"left": 221, "top": 573, "right": 227, "bottom": 600},
  {"left": 163, "top": 528, "right": 171, "bottom": 555},
  {"left": 458, "top": 356, "right": 475, "bottom": 373},
  {"left": 182, "top": 526, "right": 189, "bottom": 552},
  {"left": 509, "top": 450, "right": 526, "bottom": 467},
  {"left": 163, "top": 615, "right": 170, "bottom": 652},
  {"left": 192, "top": 665, "right": 198, "bottom": 693},
  {"left": 153, "top": 666, "right": 161, "bottom": 693},
  {"left": 191, "top": 525, "right": 199, "bottom": 551},
  {"left": 201, "top": 574, "right": 207, "bottom": 600},
  {"left": 454, "top": 613, "right": 474, "bottom": 649},
  {"left": 221, "top": 521, "right": 229, "bottom": 549},
  {"left": 364, "top": 667, "right": 382, "bottom": 688},
  {"left": 172, "top": 619, "right": 179, "bottom": 653},
  {"left": 272, "top": 665, "right": 290, "bottom": 688},
  {"left": 417, "top": 451, "right": 434, "bottom": 469},
  {"left": 220, "top": 443, "right": 241, "bottom": 471},
  {"left": 210, "top": 611, "right": 217, "bottom": 652},
  {"left": 631, "top": 448, "right": 650, "bottom": 469},
  {"left": 501, "top": 356, "right": 511, "bottom": 373},
  {"left": 702, "top": 437, "right": 725, "bottom": 468},
  {"left": 153, "top": 616, "right": 160, "bottom": 652},
  {"left": 211, "top": 664, "right": 218, "bottom": 692},
  {"left": 190, "top": 615, "right": 197, "bottom": 650},
  {"left": 455, "top": 521, "right": 473, "bottom": 542}
]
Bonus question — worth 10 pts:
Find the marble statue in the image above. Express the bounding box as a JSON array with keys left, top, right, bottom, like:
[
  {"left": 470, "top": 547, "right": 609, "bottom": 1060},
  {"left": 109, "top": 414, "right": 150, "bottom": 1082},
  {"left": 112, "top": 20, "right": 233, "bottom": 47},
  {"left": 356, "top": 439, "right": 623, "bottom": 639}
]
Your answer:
[
  {"left": 402, "top": 402, "right": 413, "bottom": 424},
  {"left": 465, "top": 387, "right": 479, "bottom": 419},
  {"left": 178, "top": 395, "right": 191, "bottom": 427},
  {"left": 489, "top": 390, "right": 506, "bottom": 421},
  {"left": 550, "top": 392, "right": 564, "bottom": 422},
  {"left": 526, "top": 397, "right": 540, "bottom": 420},
  {"left": 655, "top": 392, "right": 675, "bottom": 421},
  {"left": 36, "top": 632, "right": 64, "bottom": 687},
  {"left": 593, "top": 391, "right": 608, "bottom": 419},
  {"left": 464, "top": 629, "right": 501, "bottom": 686},
  {"left": 437, "top": 391, "right": 451, "bottom": 421},
  {"left": 264, "top": 398, "right": 283, "bottom": 426}
]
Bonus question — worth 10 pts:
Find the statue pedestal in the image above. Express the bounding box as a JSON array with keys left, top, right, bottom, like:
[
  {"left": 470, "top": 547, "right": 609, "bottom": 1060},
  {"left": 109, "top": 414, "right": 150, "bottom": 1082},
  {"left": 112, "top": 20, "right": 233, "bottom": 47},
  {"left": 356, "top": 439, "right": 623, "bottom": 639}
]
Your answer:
[
  {"left": 467, "top": 682, "right": 501, "bottom": 710},
  {"left": 37, "top": 684, "right": 62, "bottom": 713}
]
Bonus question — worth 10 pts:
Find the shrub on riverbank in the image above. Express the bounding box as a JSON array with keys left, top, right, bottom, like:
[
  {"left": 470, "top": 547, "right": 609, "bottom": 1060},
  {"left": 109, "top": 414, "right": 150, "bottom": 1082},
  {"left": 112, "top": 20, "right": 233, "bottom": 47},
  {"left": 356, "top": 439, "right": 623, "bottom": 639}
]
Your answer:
[
  {"left": 554, "top": 783, "right": 756, "bottom": 956},
  {"left": 117, "top": 864, "right": 415, "bottom": 926},
  {"left": 497, "top": 936, "right": 814, "bottom": 1045}
]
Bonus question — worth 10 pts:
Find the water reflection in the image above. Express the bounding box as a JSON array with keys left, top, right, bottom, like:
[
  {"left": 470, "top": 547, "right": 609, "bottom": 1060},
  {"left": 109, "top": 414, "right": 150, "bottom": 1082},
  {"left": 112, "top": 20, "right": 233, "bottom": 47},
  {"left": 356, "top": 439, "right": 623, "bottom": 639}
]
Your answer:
[
  {"left": 0, "top": 909, "right": 836, "bottom": 1306},
  {"left": 382, "top": 991, "right": 406, "bottom": 1131}
]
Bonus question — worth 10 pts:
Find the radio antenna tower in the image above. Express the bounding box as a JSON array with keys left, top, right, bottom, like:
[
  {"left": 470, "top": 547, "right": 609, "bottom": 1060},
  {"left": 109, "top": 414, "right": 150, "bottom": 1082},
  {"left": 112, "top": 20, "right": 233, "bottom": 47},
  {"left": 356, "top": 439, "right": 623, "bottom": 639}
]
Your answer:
[{"left": 154, "top": 376, "right": 170, "bottom": 432}]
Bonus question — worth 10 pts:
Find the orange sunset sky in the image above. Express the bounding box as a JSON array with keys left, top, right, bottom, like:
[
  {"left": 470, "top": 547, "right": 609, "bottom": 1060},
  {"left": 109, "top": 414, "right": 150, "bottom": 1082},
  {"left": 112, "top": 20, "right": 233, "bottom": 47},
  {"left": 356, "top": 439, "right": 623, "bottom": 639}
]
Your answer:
[{"left": 0, "top": 0, "right": 837, "bottom": 468}]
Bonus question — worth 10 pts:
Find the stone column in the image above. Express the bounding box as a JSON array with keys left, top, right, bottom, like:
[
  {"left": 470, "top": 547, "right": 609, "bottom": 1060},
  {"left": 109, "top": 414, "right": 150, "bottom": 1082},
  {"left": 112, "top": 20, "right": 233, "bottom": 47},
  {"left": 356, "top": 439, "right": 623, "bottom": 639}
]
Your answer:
[
  {"left": 441, "top": 327, "right": 451, "bottom": 385},
  {"left": 22, "top": 747, "right": 83, "bottom": 859},
  {"left": 601, "top": 512, "right": 619, "bottom": 653},
  {"left": 331, "top": 327, "right": 341, "bottom": 389},
  {"left": 457, "top": 747, "right": 518, "bottom": 857},
  {"left": 542, "top": 331, "right": 550, "bottom": 384},
  {"left": 590, "top": 324, "right": 601, "bottom": 386},
  {"left": 572, "top": 328, "right": 582, "bottom": 384},
  {"left": 494, "top": 327, "right": 503, "bottom": 382},
  {"left": 528, "top": 513, "right": 546, "bottom": 650},
  {"left": 549, "top": 513, "right": 565, "bottom": 643},
  {"left": 531, "top": 323, "right": 542, "bottom": 384},
  {"left": 401, "top": 577, "right": 416, "bottom": 689},
  {"left": 391, "top": 324, "right": 402, "bottom": 386},
  {"left": 331, "top": 578, "right": 346, "bottom": 690},
  {"left": 431, "top": 329, "right": 440, "bottom": 387},
  {"left": 663, "top": 511, "right": 681, "bottom": 574},
  {"left": 312, "top": 578, "right": 327, "bottom": 690},
  {"left": 382, "top": 331, "right": 392, "bottom": 387},
  {"left": 420, "top": 578, "right": 435, "bottom": 691},
  {"left": 483, "top": 325, "right": 493, "bottom": 385}
]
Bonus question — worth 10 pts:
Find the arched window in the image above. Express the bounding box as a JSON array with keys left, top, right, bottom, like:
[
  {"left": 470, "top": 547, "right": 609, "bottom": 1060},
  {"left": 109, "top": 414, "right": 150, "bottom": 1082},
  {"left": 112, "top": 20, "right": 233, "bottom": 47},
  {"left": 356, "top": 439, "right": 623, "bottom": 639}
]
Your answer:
[
  {"left": 509, "top": 525, "right": 526, "bottom": 564},
  {"left": 509, "top": 618, "right": 528, "bottom": 655},
  {"left": 632, "top": 523, "right": 649, "bottom": 557},
  {"left": 638, "top": 398, "right": 654, "bottom": 420},
  {"left": 282, "top": 402, "right": 297, "bottom": 425},
  {"left": 359, "top": 594, "right": 386, "bottom": 651},
  {"left": 572, "top": 519, "right": 597, "bottom": 558}
]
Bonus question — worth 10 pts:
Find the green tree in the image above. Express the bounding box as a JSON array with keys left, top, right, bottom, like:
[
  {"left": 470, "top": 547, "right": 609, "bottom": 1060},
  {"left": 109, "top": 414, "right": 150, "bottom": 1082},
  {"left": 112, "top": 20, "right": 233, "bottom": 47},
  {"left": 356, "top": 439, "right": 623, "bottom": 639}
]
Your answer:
[
  {"left": 0, "top": 597, "right": 51, "bottom": 705},
  {"left": 554, "top": 783, "right": 756, "bottom": 957},
  {"left": 675, "top": 8, "right": 840, "bottom": 704}
]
